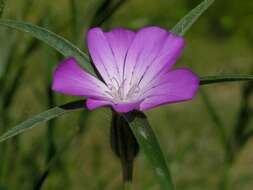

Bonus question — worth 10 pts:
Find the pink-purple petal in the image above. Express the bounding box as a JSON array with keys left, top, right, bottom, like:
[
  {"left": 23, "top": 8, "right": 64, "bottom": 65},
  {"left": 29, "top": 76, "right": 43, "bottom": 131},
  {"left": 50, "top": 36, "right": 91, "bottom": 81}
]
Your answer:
[
  {"left": 52, "top": 58, "right": 109, "bottom": 98},
  {"left": 140, "top": 68, "right": 199, "bottom": 110},
  {"left": 86, "top": 98, "right": 112, "bottom": 110},
  {"left": 123, "top": 27, "right": 168, "bottom": 90},
  {"left": 112, "top": 101, "right": 141, "bottom": 113},
  {"left": 105, "top": 28, "right": 135, "bottom": 82},
  {"left": 123, "top": 26, "right": 185, "bottom": 92},
  {"left": 86, "top": 98, "right": 141, "bottom": 113},
  {"left": 87, "top": 28, "right": 119, "bottom": 85},
  {"left": 87, "top": 28, "right": 135, "bottom": 87},
  {"left": 139, "top": 34, "right": 185, "bottom": 88}
]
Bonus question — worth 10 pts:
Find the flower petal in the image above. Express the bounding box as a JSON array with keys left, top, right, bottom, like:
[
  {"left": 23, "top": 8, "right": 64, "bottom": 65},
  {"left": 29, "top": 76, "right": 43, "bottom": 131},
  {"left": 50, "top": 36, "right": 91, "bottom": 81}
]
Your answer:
[
  {"left": 123, "top": 26, "right": 184, "bottom": 91},
  {"left": 52, "top": 58, "right": 109, "bottom": 99},
  {"left": 112, "top": 101, "right": 141, "bottom": 113},
  {"left": 105, "top": 28, "right": 135, "bottom": 82},
  {"left": 87, "top": 98, "right": 141, "bottom": 113},
  {"left": 86, "top": 98, "right": 111, "bottom": 110},
  {"left": 87, "top": 28, "right": 135, "bottom": 87},
  {"left": 140, "top": 68, "right": 199, "bottom": 110}
]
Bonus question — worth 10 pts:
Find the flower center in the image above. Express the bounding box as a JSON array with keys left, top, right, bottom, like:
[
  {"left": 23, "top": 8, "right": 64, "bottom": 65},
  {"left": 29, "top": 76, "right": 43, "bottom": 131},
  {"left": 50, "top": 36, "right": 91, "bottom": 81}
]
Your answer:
[{"left": 106, "top": 78, "right": 141, "bottom": 103}]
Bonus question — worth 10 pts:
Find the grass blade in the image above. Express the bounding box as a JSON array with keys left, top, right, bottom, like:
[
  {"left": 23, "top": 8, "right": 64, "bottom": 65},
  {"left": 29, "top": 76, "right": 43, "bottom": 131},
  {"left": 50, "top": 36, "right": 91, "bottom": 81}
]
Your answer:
[
  {"left": 200, "top": 74, "right": 253, "bottom": 85},
  {"left": 0, "top": 100, "right": 84, "bottom": 143},
  {"left": 0, "top": 19, "right": 95, "bottom": 75},
  {"left": 171, "top": 0, "right": 215, "bottom": 36},
  {"left": 124, "top": 112, "right": 175, "bottom": 190}
]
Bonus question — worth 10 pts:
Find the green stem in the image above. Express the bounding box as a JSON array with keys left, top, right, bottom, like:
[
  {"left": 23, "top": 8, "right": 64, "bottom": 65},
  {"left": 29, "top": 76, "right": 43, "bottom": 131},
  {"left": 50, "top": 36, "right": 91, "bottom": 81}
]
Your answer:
[
  {"left": 123, "top": 181, "right": 133, "bottom": 190},
  {"left": 219, "top": 160, "right": 233, "bottom": 190}
]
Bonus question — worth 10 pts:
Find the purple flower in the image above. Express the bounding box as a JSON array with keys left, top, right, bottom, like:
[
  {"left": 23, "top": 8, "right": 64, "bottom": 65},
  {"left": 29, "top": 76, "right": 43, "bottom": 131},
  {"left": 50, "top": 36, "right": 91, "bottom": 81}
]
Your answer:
[{"left": 52, "top": 27, "right": 199, "bottom": 113}]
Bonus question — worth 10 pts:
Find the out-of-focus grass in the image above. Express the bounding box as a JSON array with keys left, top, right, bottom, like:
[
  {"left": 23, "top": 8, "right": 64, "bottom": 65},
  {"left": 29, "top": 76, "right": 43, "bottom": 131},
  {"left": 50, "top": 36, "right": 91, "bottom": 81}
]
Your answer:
[{"left": 1, "top": 0, "right": 253, "bottom": 190}]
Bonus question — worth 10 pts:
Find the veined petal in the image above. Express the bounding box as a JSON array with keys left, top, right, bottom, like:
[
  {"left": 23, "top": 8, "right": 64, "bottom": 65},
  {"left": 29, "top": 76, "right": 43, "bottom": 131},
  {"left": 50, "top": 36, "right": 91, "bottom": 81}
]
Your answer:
[
  {"left": 140, "top": 68, "right": 199, "bottom": 110},
  {"left": 123, "top": 27, "right": 168, "bottom": 90},
  {"left": 52, "top": 58, "right": 109, "bottom": 99},
  {"left": 123, "top": 26, "right": 185, "bottom": 92},
  {"left": 139, "top": 33, "right": 185, "bottom": 89},
  {"left": 105, "top": 28, "right": 135, "bottom": 83},
  {"left": 87, "top": 28, "right": 135, "bottom": 87}
]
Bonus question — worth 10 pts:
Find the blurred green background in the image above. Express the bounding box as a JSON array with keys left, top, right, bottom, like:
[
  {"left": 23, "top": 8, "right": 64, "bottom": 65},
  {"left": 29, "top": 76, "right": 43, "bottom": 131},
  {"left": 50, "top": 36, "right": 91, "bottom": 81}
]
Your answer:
[{"left": 0, "top": 0, "right": 253, "bottom": 189}]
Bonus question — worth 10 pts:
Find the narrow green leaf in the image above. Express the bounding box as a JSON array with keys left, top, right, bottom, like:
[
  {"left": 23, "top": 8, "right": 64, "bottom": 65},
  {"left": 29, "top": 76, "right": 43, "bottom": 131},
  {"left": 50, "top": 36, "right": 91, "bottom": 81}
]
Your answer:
[
  {"left": 171, "top": 0, "right": 215, "bottom": 36},
  {"left": 0, "top": 19, "right": 95, "bottom": 75},
  {"left": 200, "top": 75, "right": 253, "bottom": 85},
  {"left": 0, "top": 100, "right": 84, "bottom": 143},
  {"left": 124, "top": 112, "right": 175, "bottom": 190}
]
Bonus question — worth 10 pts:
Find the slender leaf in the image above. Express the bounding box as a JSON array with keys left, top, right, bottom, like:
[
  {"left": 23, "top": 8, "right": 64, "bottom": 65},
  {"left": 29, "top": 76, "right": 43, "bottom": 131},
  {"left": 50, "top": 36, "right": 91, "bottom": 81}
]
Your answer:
[
  {"left": 0, "top": 19, "right": 95, "bottom": 75},
  {"left": 200, "top": 75, "right": 253, "bottom": 85},
  {"left": 124, "top": 112, "right": 175, "bottom": 190},
  {"left": 171, "top": 0, "right": 215, "bottom": 36},
  {"left": 0, "top": 100, "right": 84, "bottom": 143}
]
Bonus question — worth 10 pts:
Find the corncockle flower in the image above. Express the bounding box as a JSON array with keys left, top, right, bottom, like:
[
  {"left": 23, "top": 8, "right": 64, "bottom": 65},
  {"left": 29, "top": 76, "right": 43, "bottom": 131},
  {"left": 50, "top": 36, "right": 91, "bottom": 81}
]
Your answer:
[{"left": 52, "top": 27, "right": 199, "bottom": 113}]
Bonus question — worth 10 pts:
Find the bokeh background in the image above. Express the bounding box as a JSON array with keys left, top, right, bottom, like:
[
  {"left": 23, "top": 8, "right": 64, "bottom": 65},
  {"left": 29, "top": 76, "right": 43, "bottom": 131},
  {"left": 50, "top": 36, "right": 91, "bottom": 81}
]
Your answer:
[{"left": 0, "top": 0, "right": 253, "bottom": 189}]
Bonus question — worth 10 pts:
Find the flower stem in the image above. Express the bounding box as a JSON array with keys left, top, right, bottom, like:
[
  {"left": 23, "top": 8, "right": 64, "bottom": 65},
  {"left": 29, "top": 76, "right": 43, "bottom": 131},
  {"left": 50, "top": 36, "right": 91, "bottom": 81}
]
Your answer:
[
  {"left": 123, "top": 181, "right": 133, "bottom": 190},
  {"left": 121, "top": 160, "right": 134, "bottom": 182}
]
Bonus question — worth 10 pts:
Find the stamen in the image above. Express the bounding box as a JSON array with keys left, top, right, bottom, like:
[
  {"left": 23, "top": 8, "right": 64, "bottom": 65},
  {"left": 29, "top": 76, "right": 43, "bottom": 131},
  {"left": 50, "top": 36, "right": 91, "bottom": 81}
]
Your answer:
[
  {"left": 107, "top": 78, "right": 140, "bottom": 102},
  {"left": 112, "top": 77, "right": 120, "bottom": 89},
  {"left": 117, "top": 79, "right": 126, "bottom": 100},
  {"left": 127, "top": 84, "right": 140, "bottom": 99}
]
